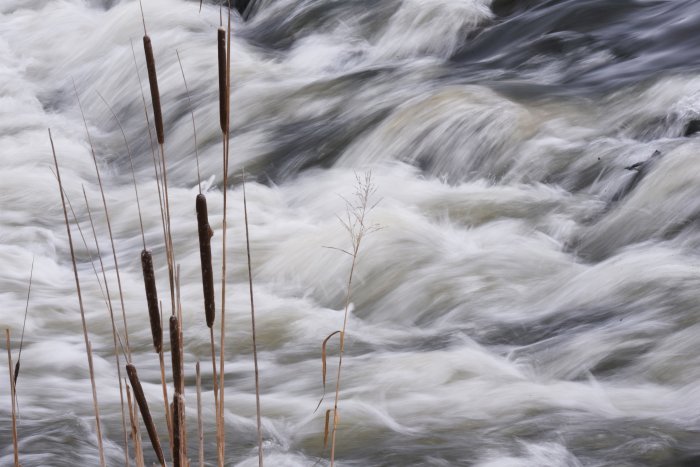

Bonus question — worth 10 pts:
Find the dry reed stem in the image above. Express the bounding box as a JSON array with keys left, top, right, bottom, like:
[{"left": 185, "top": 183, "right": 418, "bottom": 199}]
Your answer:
[
  {"left": 57, "top": 180, "right": 109, "bottom": 304},
  {"left": 175, "top": 50, "right": 202, "bottom": 192},
  {"left": 127, "top": 383, "right": 146, "bottom": 467},
  {"left": 210, "top": 326, "right": 219, "bottom": 410},
  {"left": 315, "top": 330, "right": 341, "bottom": 413},
  {"left": 142, "top": 250, "right": 163, "bottom": 353},
  {"left": 175, "top": 265, "right": 188, "bottom": 462},
  {"left": 83, "top": 187, "right": 131, "bottom": 463},
  {"left": 157, "top": 125, "right": 176, "bottom": 322},
  {"left": 74, "top": 83, "right": 133, "bottom": 361},
  {"left": 127, "top": 363, "right": 166, "bottom": 466},
  {"left": 196, "top": 361, "right": 204, "bottom": 467},
  {"left": 49, "top": 128, "right": 106, "bottom": 467},
  {"left": 323, "top": 409, "right": 332, "bottom": 451},
  {"left": 217, "top": 6, "right": 233, "bottom": 465},
  {"left": 159, "top": 340, "right": 174, "bottom": 452},
  {"left": 96, "top": 91, "right": 147, "bottom": 249},
  {"left": 6, "top": 329, "right": 19, "bottom": 467},
  {"left": 328, "top": 172, "right": 378, "bottom": 466},
  {"left": 243, "top": 176, "right": 264, "bottom": 466},
  {"left": 14, "top": 257, "right": 34, "bottom": 387},
  {"left": 158, "top": 139, "right": 177, "bottom": 320},
  {"left": 83, "top": 188, "right": 129, "bottom": 358}
]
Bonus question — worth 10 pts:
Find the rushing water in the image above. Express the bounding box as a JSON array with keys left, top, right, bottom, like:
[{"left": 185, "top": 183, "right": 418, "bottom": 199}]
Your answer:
[{"left": 2, "top": 0, "right": 700, "bottom": 465}]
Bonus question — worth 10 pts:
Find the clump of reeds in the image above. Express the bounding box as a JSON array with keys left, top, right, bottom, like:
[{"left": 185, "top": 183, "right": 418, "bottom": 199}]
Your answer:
[{"left": 40, "top": 3, "right": 276, "bottom": 466}]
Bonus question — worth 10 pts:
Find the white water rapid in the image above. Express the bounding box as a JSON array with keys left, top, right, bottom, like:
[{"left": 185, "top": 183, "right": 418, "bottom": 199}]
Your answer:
[{"left": 2, "top": 0, "right": 700, "bottom": 466}]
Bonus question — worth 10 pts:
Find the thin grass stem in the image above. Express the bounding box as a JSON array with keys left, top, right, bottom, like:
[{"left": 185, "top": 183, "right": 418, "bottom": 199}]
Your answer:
[
  {"left": 49, "top": 129, "right": 106, "bottom": 467},
  {"left": 6, "top": 329, "right": 19, "bottom": 467}
]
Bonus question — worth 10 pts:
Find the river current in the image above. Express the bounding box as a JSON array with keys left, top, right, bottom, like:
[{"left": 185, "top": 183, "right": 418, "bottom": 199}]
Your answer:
[{"left": 2, "top": 0, "right": 700, "bottom": 466}]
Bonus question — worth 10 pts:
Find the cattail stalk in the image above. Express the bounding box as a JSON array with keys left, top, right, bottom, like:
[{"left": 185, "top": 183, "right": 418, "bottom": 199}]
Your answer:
[
  {"left": 14, "top": 257, "right": 34, "bottom": 387},
  {"left": 217, "top": 6, "right": 233, "bottom": 465},
  {"left": 175, "top": 265, "right": 188, "bottom": 461},
  {"left": 130, "top": 39, "right": 169, "bottom": 295},
  {"left": 127, "top": 382, "right": 146, "bottom": 467},
  {"left": 49, "top": 129, "right": 106, "bottom": 467},
  {"left": 158, "top": 301, "right": 174, "bottom": 453},
  {"left": 130, "top": 38, "right": 173, "bottom": 449},
  {"left": 6, "top": 329, "right": 19, "bottom": 467},
  {"left": 83, "top": 187, "right": 130, "bottom": 463},
  {"left": 140, "top": 0, "right": 176, "bottom": 320},
  {"left": 127, "top": 363, "right": 166, "bottom": 466},
  {"left": 196, "top": 362, "right": 204, "bottom": 467},
  {"left": 172, "top": 393, "right": 184, "bottom": 467},
  {"left": 243, "top": 177, "right": 264, "bottom": 465},
  {"left": 176, "top": 50, "right": 202, "bottom": 192},
  {"left": 73, "top": 84, "right": 132, "bottom": 361}
]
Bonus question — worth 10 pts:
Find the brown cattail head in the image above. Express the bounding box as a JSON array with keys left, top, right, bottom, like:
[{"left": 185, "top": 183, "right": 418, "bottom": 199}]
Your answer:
[
  {"left": 126, "top": 363, "right": 165, "bottom": 467},
  {"left": 217, "top": 27, "right": 229, "bottom": 134},
  {"left": 172, "top": 393, "right": 184, "bottom": 467},
  {"left": 170, "top": 315, "right": 183, "bottom": 394},
  {"left": 141, "top": 250, "right": 162, "bottom": 353},
  {"left": 196, "top": 194, "right": 216, "bottom": 328},
  {"left": 143, "top": 35, "right": 165, "bottom": 145}
]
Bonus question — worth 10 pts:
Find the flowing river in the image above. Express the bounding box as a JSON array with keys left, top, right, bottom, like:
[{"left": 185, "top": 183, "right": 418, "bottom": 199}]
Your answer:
[{"left": 2, "top": 0, "right": 700, "bottom": 465}]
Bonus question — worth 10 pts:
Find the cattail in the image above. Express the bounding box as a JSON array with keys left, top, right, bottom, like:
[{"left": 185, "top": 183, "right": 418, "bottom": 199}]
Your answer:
[
  {"left": 170, "top": 315, "right": 183, "bottom": 394},
  {"left": 143, "top": 35, "right": 165, "bottom": 145},
  {"left": 196, "top": 194, "right": 215, "bottom": 327},
  {"left": 217, "top": 27, "right": 228, "bottom": 134},
  {"left": 126, "top": 383, "right": 146, "bottom": 467},
  {"left": 172, "top": 393, "right": 184, "bottom": 467},
  {"left": 126, "top": 363, "right": 165, "bottom": 467},
  {"left": 141, "top": 250, "right": 162, "bottom": 353},
  {"left": 199, "top": 193, "right": 220, "bottom": 413}
]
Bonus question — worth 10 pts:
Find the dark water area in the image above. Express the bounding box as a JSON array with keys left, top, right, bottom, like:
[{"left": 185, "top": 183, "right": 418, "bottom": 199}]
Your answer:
[{"left": 453, "top": 0, "right": 700, "bottom": 95}]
